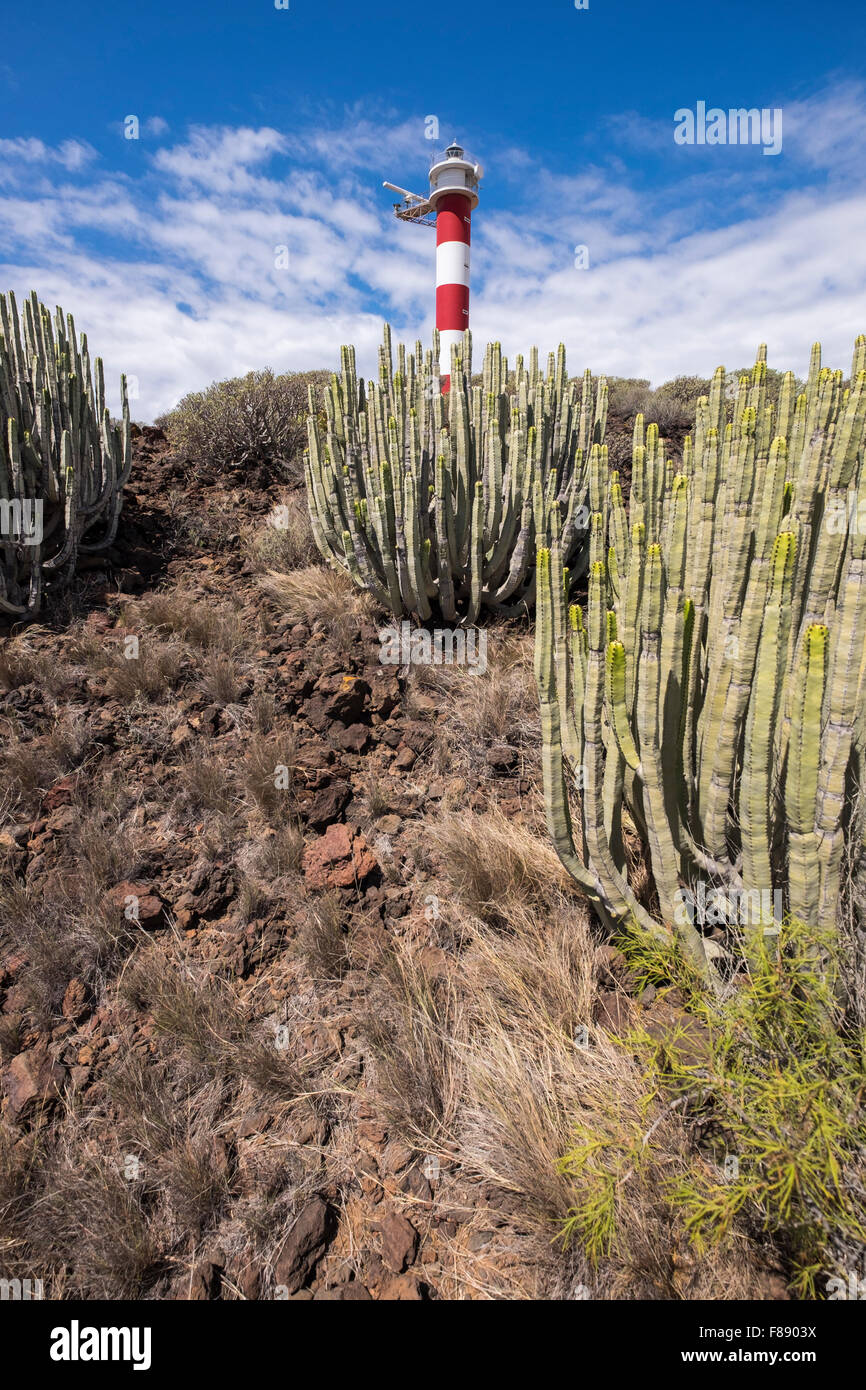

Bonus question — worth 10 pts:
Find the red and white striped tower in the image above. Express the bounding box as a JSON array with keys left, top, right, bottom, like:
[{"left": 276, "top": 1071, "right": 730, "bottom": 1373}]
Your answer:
[
  {"left": 384, "top": 140, "right": 482, "bottom": 392},
  {"left": 427, "top": 143, "right": 480, "bottom": 392}
]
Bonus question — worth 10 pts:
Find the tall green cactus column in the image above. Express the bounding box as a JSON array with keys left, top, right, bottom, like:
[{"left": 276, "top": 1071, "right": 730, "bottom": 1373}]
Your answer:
[
  {"left": 535, "top": 338, "right": 866, "bottom": 992},
  {"left": 0, "top": 291, "right": 131, "bottom": 619},
  {"left": 303, "top": 325, "right": 607, "bottom": 622}
]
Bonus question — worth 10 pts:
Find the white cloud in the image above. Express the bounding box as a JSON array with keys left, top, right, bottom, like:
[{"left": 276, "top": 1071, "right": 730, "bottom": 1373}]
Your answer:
[
  {"left": 780, "top": 80, "right": 866, "bottom": 177},
  {"left": 0, "top": 137, "right": 97, "bottom": 170},
  {"left": 152, "top": 126, "right": 290, "bottom": 194},
  {"left": 472, "top": 192, "right": 866, "bottom": 385},
  {"left": 1, "top": 94, "right": 865, "bottom": 421}
]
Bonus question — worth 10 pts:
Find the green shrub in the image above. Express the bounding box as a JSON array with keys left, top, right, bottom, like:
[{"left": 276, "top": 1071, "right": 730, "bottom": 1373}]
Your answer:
[
  {"left": 156, "top": 368, "right": 329, "bottom": 482},
  {"left": 606, "top": 376, "right": 651, "bottom": 417},
  {"left": 559, "top": 919, "right": 866, "bottom": 1297},
  {"left": 727, "top": 365, "right": 806, "bottom": 404},
  {"left": 607, "top": 374, "right": 712, "bottom": 435}
]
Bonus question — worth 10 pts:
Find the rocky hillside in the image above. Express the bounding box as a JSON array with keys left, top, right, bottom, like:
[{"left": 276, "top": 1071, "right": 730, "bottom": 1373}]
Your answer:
[{"left": 0, "top": 430, "right": 789, "bottom": 1300}]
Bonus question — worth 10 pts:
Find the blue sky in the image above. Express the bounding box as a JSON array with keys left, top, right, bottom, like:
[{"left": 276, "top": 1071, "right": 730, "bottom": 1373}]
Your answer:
[{"left": 1, "top": 0, "right": 865, "bottom": 419}]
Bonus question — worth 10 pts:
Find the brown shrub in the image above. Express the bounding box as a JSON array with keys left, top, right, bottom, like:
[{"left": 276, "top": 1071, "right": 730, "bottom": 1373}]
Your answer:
[{"left": 155, "top": 368, "right": 330, "bottom": 483}]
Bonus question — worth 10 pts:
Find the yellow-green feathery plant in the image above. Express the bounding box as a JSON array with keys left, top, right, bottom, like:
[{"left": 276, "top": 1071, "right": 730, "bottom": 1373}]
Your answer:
[
  {"left": 558, "top": 919, "right": 866, "bottom": 1296},
  {"left": 535, "top": 338, "right": 866, "bottom": 990},
  {"left": 304, "top": 324, "right": 607, "bottom": 621},
  {"left": 0, "top": 290, "right": 132, "bottom": 618}
]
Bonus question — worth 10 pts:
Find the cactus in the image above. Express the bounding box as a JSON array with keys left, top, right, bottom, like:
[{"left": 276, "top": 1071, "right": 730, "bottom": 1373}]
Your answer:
[
  {"left": 536, "top": 337, "right": 866, "bottom": 987},
  {"left": 0, "top": 290, "right": 131, "bottom": 618},
  {"left": 304, "top": 326, "right": 607, "bottom": 620}
]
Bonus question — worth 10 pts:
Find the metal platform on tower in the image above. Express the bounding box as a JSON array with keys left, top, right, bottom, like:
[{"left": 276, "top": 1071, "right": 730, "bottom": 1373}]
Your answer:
[
  {"left": 382, "top": 184, "right": 435, "bottom": 227},
  {"left": 383, "top": 142, "right": 482, "bottom": 228}
]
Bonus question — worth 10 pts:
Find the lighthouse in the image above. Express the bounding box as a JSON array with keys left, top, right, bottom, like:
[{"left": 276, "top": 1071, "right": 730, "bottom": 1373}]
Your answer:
[{"left": 384, "top": 140, "right": 482, "bottom": 391}]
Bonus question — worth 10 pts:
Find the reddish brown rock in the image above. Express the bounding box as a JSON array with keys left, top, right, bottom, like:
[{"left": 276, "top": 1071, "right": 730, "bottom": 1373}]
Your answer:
[
  {"left": 101, "top": 881, "right": 166, "bottom": 930},
  {"left": 182, "top": 864, "right": 235, "bottom": 917},
  {"left": 401, "top": 1164, "right": 433, "bottom": 1208},
  {"left": 84, "top": 610, "right": 114, "bottom": 635},
  {"left": 4, "top": 1043, "right": 67, "bottom": 1122},
  {"left": 274, "top": 1198, "right": 338, "bottom": 1294},
  {"left": 375, "top": 1211, "right": 418, "bottom": 1274},
  {"left": 336, "top": 723, "right": 370, "bottom": 754},
  {"left": 235, "top": 1264, "right": 260, "bottom": 1301},
  {"left": 301, "top": 780, "right": 351, "bottom": 830},
  {"left": 40, "top": 773, "right": 79, "bottom": 812},
  {"left": 381, "top": 1140, "right": 414, "bottom": 1175},
  {"left": 379, "top": 1273, "right": 427, "bottom": 1300},
  {"left": 367, "top": 671, "right": 401, "bottom": 720},
  {"left": 594, "top": 943, "right": 630, "bottom": 982},
  {"left": 61, "top": 977, "right": 89, "bottom": 1022},
  {"left": 313, "top": 1281, "right": 372, "bottom": 1300},
  {"left": 304, "top": 675, "right": 371, "bottom": 730},
  {"left": 303, "top": 823, "right": 378, "bottom": 890},
  {"left": 486, "top": 743, "right": 517, "bottom": 771},
  {"left": 357, "top": 1117, "right": 388, "bottom": 1148},
  {"left": 46, "top": 805, "right": 76, "bottom": 834},
  {"left": 0, "top": 831, "right": 26, "bottom": 874},
  {"left": 643, "top": 996, "right": 712, "bottom": 1067},
  {"left": 184, "top": 1260, "right": 223, "bottom": 1300},
  {"left": 409, "top": 692, "right": 438, "bottom": 716},
  {"left": 376, "top": 813, "right": 401, "bottom": 836}
]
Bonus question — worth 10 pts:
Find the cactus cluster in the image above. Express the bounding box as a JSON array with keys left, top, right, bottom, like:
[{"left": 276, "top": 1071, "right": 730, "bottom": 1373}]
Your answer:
[
  {"left": 304, "top": 325, "right": 607, "bottom": 621},
  {"left": 535, "top": 338, "right": 866, "bottom": 984},
  {"left": 0, "top": 290, "right": 131, "bottom": 618}
]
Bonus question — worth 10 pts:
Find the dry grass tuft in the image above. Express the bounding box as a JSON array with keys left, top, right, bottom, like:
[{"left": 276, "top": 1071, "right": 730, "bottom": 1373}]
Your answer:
[
  {"left": 235, "top": 872, "right": 269, "bottom": 924},
  {"left": 296, "top": 892, "right": 349, "bottom": 980},
  {"left": 18, "top": 1061, "right": 233, "bottom": 1297},
  {"left": 241, "top": 730, "right": 297, "bottom": 824},
  {"left": 426, "top": 806, "right": 571, "bottom": 920},
  {"left": 259, "top": 564, "right": 377, "bottom": 644},
  {"left": 198, "top": 652, "right": 242, "bottom": 706},
  {"left": 101, "top": 640, "right": 184, "bottom": 699},
  {"left": 249, "top": 691, "right": 277, "bottom": 735},
  {"left": 175, "top": 750, "right": 238, "bottom": 815},
  {"left": 32, "top": 1143, "right": 166, "bottom": 1298},
  {"left": 0, "top": 711, "right": 95, "bottom": 819},
  {"left": 244, "top": 493, "right": 318, "bottom": 572},
  {"left": 0, "top": 875, "right": 139, "bottom": 1027},
  {"left": 134, "top": 591, "right": 247, "bottom": 654},
  {"left": 0, "top": 634, "right": 76, "bottom": 694},
  {"left": 362, "top": 943, "right": 464, "bottom": 1146},
  {"left": 378, "top": 794, "right": 777, "bottom": 1300},
  {"left": 444, "top": 894, "right": 767, "bottom": 1298},
  {"left": 242, "top": 823, "right": 305, "bottom": 881},
  {"left": 120, "top": 944, "right": 305, "bottom": 1101},
  {"left": 407, "top": 629, "right": 539, "bottom": 780},
  {"left": 67, "top": 784, "right": 146, "bottom": 889},
  {"left": 359, "top": 773, "right": 392, "bottom": 821}
]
